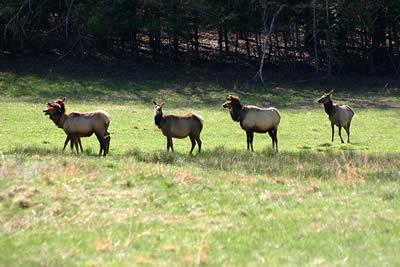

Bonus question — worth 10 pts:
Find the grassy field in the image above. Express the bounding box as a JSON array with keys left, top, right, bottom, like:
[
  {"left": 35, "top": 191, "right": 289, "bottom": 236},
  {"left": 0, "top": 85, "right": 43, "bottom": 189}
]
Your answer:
[{"left": 0, "top": 61, "right": 400, "bottom": 266}]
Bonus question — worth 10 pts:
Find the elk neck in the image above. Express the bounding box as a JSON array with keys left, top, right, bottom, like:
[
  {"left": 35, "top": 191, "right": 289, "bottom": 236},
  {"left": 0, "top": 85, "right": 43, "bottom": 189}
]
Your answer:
[
  {"left": 230, "top": 102, "right": 243, "bottom": 122},
  {"left": 50, "top": 110, "right": 67, "bottom": 129},
  {"left": 154, "top": 112, "right": 163, "bottom": 128},
  {"left": 323, "top": 99, "right": 335, "bottom": 117}
]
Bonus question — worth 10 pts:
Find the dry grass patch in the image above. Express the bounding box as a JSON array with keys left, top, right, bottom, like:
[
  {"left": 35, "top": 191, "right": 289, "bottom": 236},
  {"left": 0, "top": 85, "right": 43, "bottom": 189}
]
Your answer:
[
  {"left": 335, "top": 152, "right": 366, "bottom": 184},
  {"left": 175, "top": 169, "right": 197, "bottom": 184},
  {"left": 196, "top": 233, "right": 211, "bottom": 265}
]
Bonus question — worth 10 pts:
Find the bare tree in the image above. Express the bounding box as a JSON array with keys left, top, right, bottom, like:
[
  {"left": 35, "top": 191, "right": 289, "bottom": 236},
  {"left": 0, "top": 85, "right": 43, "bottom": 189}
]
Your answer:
[
  {"left": 325, "top": 0, "right": 332, "bottom": 77},
  {"left": 312, "top": 0, "right": 319, "bottom": 73},
  {"left": 253, "top": 2, "right": 284, "bottom": 83}
]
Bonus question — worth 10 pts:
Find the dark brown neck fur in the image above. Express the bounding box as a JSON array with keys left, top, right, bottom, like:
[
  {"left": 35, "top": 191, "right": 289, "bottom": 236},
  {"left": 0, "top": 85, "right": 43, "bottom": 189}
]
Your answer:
[
  {"left": 154, "top": 113, "right": 163, "bottom": 128},
  {"left": 49, "top": 110, "right": 65, "bottom": 129},
  {"left": 230, "top": 102, "right": 243, "bottom": 122},
  {"left": 323, "top": 99, "right": 335, "bottom": 117}
]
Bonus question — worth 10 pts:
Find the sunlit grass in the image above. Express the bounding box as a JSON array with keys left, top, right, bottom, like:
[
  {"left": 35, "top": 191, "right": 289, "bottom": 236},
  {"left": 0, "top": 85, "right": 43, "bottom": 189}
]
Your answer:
[{"left": 0, "top": 67, "right": 399, "bottom": 265}]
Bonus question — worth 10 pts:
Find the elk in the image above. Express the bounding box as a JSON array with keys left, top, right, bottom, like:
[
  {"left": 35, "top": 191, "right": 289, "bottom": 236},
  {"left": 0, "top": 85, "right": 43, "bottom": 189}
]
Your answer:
[
  {"left": 153, "top": 101, "right": 203, "bottom": 154},
  {"left": 222, "top": 95, "right": 281, "bottom": 152},
  {"left": 54, "top": 99, "right": 84, "bottom": 154},
  {"left": 317, "top": 89, "right": 354, "bottom": 143},
  {"left": 43, "top": 98, "right": 111, "bottom": 156}
]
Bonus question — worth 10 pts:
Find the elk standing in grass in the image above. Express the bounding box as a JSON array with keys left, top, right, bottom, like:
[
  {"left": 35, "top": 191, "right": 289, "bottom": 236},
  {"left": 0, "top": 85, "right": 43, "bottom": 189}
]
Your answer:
[
  {"left": 222, "top": 95, "right": 281, "bottom": 152},
  {"left": 43, "top": 98, "right": 111, "bottom": 156},
  {"left": 153, "top": 101, "right": 203, "bottom": 154},
  {"left": 317, "top": 89, "right": 354, "bottom": 143},
  {"left": 54, "top": 99, "right": 84, "bottom": 153}
]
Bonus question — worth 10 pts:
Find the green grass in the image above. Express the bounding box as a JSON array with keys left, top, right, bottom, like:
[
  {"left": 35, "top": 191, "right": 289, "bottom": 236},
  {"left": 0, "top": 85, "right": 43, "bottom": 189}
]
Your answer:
[{"left": 0, "top": 64, "right": 400, "bottom": 265}]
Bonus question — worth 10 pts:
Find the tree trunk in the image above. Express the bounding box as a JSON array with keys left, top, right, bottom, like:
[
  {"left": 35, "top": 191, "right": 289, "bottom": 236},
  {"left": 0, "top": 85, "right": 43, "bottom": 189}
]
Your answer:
[
  {"left": 245, "top": 32, "right": 251, "bottom": 61},
  {"left": 313, "top": 0, "right": 319, "bottom": 73},
  {"left": 325, "top": 0, "right": 332, "bottom": 77},
  {"left": 224, "top": 26, "right": 229, "bottom": 55},
  {"left": 194, "top": 22, "right": 199, "bottom": 59},
  {"left": 218, "top": 28, "right": 223, "bottom": 57},
  {"left": 253, "top": 4, "right": 284, "bottom": 83}
]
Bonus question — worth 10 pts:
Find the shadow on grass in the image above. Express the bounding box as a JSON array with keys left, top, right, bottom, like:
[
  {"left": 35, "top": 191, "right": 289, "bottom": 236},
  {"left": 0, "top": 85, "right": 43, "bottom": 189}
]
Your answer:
[
  {"left": 4, "top": 145, "right": 400, "bottom": 181},
  {"left": 121, "top": 146, "right": 399, "bottom": 180},
  {"left": 5, "top": 145, "right": 99, "bottom": 158},
  {"left": 297, "top": 142, "right": 370, "bottom": 153},
  {"left": 1, "top": 56, "right": 399, "bottom": 109}
]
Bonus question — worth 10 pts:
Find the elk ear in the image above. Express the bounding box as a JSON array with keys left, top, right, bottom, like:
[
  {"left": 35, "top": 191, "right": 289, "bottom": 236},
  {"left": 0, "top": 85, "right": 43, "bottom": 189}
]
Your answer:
[
  {"left": 160, "top": 102, "right": 164, "bottom": 106},
  {"left": 328, "top": 89, "right": 334, "bottom": 95},
  {"left": 153, "top": 100, "right": 157, "bottom": 105}
]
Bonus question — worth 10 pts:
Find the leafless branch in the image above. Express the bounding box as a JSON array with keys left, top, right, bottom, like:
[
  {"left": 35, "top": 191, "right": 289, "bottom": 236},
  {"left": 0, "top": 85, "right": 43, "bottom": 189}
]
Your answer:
[
  {"left": 3, "top": 0, "right": 31, "bottom": 41},
  {"left": 253, "top": 2, "right": 284, "bottom": 83},
  {"left": 65, "top": 0, "right": 75, "bottom": 39}
]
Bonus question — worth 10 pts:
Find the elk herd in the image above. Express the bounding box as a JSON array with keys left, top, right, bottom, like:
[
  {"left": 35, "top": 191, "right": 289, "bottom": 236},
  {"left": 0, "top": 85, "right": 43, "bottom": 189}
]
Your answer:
[{"left": 43, "top": 90, "right": 354, "bottom": 156}]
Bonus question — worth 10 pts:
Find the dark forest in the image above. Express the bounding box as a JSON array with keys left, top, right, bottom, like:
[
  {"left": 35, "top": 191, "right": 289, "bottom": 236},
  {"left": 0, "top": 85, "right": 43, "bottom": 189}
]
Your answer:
[{"left": 1, "top": 0, "right": 399, "bottom": 76}]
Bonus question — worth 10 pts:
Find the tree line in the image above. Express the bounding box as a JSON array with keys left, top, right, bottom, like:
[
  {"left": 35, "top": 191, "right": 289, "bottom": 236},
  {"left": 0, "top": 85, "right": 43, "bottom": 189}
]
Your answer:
[{"left": 1, "top": 0, "right": 399, "bottom": 75}]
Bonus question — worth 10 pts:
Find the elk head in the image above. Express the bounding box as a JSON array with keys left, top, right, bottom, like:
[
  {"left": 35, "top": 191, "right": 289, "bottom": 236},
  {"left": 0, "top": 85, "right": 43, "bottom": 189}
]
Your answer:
[{"left": 317, "top": 89, "right": 334, "bottom": 104}]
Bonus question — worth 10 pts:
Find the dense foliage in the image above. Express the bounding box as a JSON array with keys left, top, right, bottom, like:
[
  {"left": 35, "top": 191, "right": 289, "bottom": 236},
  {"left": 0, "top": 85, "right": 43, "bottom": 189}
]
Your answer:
[{"left": 1, "top": 0, "right": 399, "bottom": 74}]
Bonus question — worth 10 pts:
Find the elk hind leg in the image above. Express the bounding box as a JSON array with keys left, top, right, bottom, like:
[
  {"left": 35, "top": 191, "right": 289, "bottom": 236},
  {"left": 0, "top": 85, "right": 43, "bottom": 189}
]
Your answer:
[
  {"left": 189, "top": 135, "right": 196, "bottom": 155},
  {"left": 273, "top": 128, "right": 278, "bottom": 152},
  {"left": 338, "top": 126, "right": 344, "bottom": 143},
  {"left": 70, "top": 135, "right": 75, "bottom": 152},
  {"left": 74, "top": 137, "right": 80, "bottom": 154},
  {"left": 345, "top": 122, "right": 351, "bottom": 143},
  {"left": 195, "top": 135, "right": 202, "bottom": 154},
  {"left": 268, "top": 129, "right": 278, "bottom": 152},
  {"left": 95, "top": 133, "right": 106, "bottom": 156},
  {"left": 103, "top": 133, "right": 110, "bottom": 155}
]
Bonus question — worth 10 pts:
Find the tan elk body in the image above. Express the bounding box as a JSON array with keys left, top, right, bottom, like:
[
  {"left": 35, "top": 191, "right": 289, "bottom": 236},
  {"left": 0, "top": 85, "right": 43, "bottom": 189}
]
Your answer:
[
  {"left": 43, "top": 98, "right": 111, "bottom": 156},
  {"left": 317, "top": 89, "right": 354, "bottom": 143},
  {"left": 222, "top": 95, "right": 281, "bottom": 152},
  {"left": 153, "top": 101, "right": 203, "bottom": 154}
]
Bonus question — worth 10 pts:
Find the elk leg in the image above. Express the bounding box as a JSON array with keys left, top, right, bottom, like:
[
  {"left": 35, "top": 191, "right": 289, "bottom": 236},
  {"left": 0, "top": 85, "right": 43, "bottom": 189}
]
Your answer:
[
  {"left": 78, "top": 138, "right": 83, "bottom": 153},
  {"left": 345, "top": 123, "right": 351, "bottom": 143},
  {"left": 63, "top": 135, "right": 71, "bottom": 151},
  {"left": 167, "top": 136, "right": 174, "bottom": 152},
  {"left": 70, "top": 135, "right": 75, "bottom": 152},
  {"left": 95, "top": 133, "right": 105, "bottom": 156},
  {"left": 250, "top": 132, "right": 254, "bottom": 152},
  {"left": 104, "top": 133, "right": 110, "bottom": 155},
  {"left": 338, "top": 126, "right": 344, "bottom": 143},
  {"left": 268, "top": 130, "right": 274, "bottom": 151},
  {"left": 268, "top": 129, "right": 279, "bottom": 152},
  {"left": 189, "top": 135, "right": 196, "bottom": 155},
  {"left": 195, "top": 136, "right": 202, "bottom": 154},
  {"left": 246, "top": 131, "right": 251, "bottom": 151},
  {"left": 74, "top": 137, "right": 80, "bottom": 154},
  {"left": 246, "top": 131, "right": 249, "bottom": 150},
  {"left": 246, "top": 131, "right": 254, "bottom": 152},
  {"left": 331, "top": 124, "right": 335, "bottom": 142}
]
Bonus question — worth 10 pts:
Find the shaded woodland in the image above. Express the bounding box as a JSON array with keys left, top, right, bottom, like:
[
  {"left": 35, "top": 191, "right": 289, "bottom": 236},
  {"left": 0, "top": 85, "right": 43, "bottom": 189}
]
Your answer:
[{"left": 1, "top": 0, "right": 399, "bottom": 75}]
